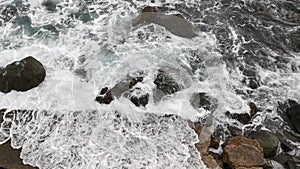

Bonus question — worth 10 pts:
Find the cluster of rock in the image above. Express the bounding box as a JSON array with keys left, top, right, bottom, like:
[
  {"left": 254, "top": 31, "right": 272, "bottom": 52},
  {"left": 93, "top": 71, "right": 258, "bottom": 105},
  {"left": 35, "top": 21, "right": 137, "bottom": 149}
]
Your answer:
[
  {"left": 95, "top": 69, "right": 182, "bottom": 107},
  {"left": 93, "top": 65, "right": 300, "bottom": 169},
  {"left": 189, "top": 99, "right": 300, "bottom": 169},
  {"left": 190, "top": 122, "right": 298, "bottom": 169}
]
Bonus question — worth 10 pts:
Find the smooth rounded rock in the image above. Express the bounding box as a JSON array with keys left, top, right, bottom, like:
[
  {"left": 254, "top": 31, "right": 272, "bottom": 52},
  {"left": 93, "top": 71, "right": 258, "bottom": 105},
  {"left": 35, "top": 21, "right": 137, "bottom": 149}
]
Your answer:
[
  {"left": 0, "top": 56, "right": 46, "bottom": 93},
  {"left": 248, "top": 130, "right": 279, "bottom": 158},
  {"left": 286, "top": 104, "right": 300, "bottom": 134}
]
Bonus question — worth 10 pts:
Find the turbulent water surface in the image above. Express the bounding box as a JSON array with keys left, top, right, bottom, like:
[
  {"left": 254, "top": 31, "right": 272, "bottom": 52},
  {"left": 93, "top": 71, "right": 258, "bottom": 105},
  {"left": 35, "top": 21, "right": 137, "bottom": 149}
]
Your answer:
[{"left": 0, "top": 0, "right": 299, "bottom": 168}]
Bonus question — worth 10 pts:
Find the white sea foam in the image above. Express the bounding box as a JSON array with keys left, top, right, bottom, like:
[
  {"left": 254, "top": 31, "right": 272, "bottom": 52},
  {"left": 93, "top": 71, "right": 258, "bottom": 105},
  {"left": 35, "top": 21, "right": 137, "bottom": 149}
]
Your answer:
[{"left": 0, "top": 0, "right": 300, "bottom": 168}]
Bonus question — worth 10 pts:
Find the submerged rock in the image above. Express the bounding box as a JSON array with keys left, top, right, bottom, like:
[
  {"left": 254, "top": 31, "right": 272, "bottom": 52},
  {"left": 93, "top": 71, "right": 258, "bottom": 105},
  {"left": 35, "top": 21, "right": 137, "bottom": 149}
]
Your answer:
[
  {"left": 248, "top": 130, "right": 279, "bottom": 158},
  {"left": 286, "top": 104, "right": 300, "bottom": 134},
  {"left": 222, "top": 136, "right": 267, "bottom": 168},
  {"left": 14, "top": 15, "right": 37, "bottom": 36},
  {"left": 0, "top": 56, "right": 46, "bottom": 93},
  {"left": 153, "top": 69, "right": 182, "bottom": 102},
  {"left": 132, "top": 6, "right": 198, "bottom": 38},
  {"left": 190, "top": 92, "right": 218, "bottom": 112},
  {"left": 42, "top": 0, "right": 60, "bottom": 12}
]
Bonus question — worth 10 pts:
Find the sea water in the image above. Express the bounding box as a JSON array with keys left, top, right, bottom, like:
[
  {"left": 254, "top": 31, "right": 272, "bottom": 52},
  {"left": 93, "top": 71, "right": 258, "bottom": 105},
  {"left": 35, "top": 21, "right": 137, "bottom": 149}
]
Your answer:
[{"left": 0, "top": 0, "right": 299, "bottom": 168}]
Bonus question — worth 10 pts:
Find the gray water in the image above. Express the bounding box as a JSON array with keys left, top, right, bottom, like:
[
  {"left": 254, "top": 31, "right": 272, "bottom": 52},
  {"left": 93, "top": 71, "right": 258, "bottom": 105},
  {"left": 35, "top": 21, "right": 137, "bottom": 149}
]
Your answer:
[{"left": 0, "top": 0, "right": 299, "bottom": 168}]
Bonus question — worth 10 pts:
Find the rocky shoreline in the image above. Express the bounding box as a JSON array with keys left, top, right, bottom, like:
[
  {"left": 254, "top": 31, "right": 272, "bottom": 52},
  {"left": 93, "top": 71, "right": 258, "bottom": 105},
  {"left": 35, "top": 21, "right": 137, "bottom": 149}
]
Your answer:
[
  {"left": 0, "top": 56, "right": 299, "bottom": 169},
  {"left": 0, "top": 1, "right": 299, "bottom": 168}
]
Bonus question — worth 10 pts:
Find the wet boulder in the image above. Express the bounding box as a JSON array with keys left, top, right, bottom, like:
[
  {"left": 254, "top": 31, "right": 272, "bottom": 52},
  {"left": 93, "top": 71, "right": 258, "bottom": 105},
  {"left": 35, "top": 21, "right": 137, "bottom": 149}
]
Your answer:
[
  {"left": 222, "top": 136, "right": 267, "bottom": 168},
  {"left": 248, "top": 130, "right": 279, "bottom": 158},
  {"left": 0, "top": 56, "right": 46, "bottom": 93},
  {"left": 227, "top": 125, "right": 243, "bottom": 136},
  {"left": 286, "top": 104, "right": 300, "bottom": 134}
]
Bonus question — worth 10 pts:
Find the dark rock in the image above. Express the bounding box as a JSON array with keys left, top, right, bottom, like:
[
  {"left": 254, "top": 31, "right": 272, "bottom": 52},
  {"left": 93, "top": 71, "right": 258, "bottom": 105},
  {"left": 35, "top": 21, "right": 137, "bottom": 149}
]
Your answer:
[
  {"left": 280, "top": 142, "right": 294, "bottom": 152},
  {"left": 209, "top": 152, "right": 224, "bottom": 168},
  {"left": 0, "top": 109, "right": 6, "bottom": 125},
  {"left": 288, "top": 157, "right": 300, "bottom": 169},
  {"left": 210, "top": 135, "right": 220, "bottom": 149},
  {"left": 222, "top": 136, "right": 266, "bottom": 168},
  {"left": 249, "top": 102, "right": 258, "bottom": 116},
  {"left": 286, "top": 104, "right": 300, "bottom": 134},
  {"left": 248, "top": 130, "right": 279, "bottom": 158},
  {"left": 190, "top": 92, "right": 218, "bottom": 112},
  {"left": 42, "top": 0, "right": 60, "bottom": 12},
  {"left": 273, "top": 153, "right": 291, "bottom": 165},
  {"left": 153, "top": 69, "right": 181, "bottom": 102},
  {"left": 278, "top": 100, "right": 298, "bottom": 124},
  {"left": 129, "top": 92, "right": 149, "bottom": 107},
  {"left": 227, "top": 125, "right": 243, "bottom": 136},
  {"left": 141, "top": 6, "right": 158, "bottom": 13},
  {"left": 228, "top": 102, "right": 258, "bottom": 124},
  {"left": 95, "top": 74, "right": 147, "bottom": 106},
  {"left": 248, "top": 79, "right": 259, "bottom": 89},
  {"left": 74, "top": 68, "right": 87, "bottom": 79},
  {"left": 129, "top": 77, "right": 143, "bottom": 89},
  {"left": 95, "top": 87, "right": 113, "bottom": 104},
  {"left": 230, "top": 113, "right": 252, "bottom": 124},
  {"left": 0, "top": 56, "right": 46, "bottom": 93}
]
